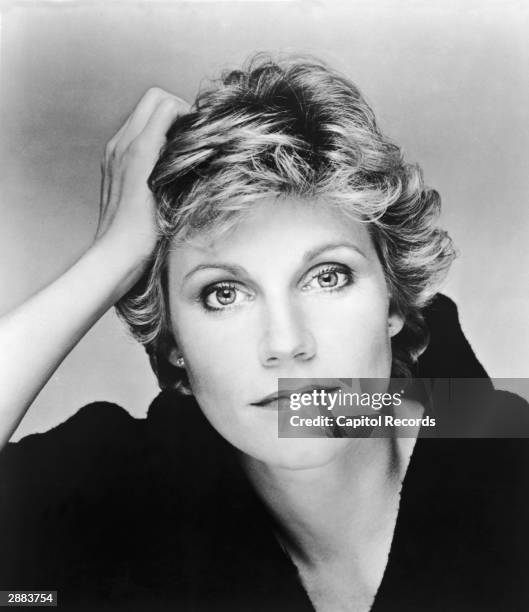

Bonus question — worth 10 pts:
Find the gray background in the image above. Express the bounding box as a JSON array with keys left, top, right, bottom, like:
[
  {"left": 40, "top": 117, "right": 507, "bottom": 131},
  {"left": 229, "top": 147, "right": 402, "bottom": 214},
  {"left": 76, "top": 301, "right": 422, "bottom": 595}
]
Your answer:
[{"left": 2, "top": 0, "right": 528, "bottom": 442}]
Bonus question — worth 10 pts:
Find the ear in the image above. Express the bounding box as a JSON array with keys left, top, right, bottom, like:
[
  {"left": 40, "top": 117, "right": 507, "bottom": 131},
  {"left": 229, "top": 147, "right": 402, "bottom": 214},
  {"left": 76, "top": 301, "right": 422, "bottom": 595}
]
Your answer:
[
  {"left": 388, "top": 310, "right": 405, "bottom": 338},
  {"left": 157, "top": 331, "right": 181, "bottom": 367},
  {"left": 166, "top": 346, "right": 181, "bottom": 367}
]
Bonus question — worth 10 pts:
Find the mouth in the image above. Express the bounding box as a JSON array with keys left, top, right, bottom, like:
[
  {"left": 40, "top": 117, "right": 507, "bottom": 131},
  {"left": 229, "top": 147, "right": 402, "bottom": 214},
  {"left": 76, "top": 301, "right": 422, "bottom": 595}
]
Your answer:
[{"left": 251, "top": 384, "right": 342, "bottom": 410}]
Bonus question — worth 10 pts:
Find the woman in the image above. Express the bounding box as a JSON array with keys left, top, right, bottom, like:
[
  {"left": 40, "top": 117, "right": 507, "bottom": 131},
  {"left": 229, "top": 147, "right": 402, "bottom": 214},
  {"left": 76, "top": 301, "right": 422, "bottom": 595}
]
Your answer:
[{"left": 1, "top": 56, "right": 528, "bottom": 611}]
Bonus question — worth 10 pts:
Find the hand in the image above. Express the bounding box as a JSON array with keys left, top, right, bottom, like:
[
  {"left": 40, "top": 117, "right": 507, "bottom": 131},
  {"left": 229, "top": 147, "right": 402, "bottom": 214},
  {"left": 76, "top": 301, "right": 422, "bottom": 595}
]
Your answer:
[{"left": 95, "top": 87, "right": 189, "bottom": 268}]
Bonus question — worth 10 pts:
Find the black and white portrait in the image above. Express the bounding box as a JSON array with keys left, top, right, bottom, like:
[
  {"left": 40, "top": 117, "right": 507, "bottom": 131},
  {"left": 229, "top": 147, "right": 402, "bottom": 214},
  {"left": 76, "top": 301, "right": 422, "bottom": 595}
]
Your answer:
[{"left": 1, "top": 2, "right": 528, "bottom": 610}]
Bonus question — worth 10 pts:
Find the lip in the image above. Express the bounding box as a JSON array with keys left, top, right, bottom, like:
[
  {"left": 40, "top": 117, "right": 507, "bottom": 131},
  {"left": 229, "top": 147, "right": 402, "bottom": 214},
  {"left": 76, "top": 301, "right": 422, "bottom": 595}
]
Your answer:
[{"left": 251, "top": 384, "right": 342, "bottom": 410}]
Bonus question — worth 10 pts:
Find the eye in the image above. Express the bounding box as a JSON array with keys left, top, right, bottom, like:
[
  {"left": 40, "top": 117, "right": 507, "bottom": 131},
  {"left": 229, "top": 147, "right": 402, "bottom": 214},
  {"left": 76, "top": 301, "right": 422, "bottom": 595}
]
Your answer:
[
  {"left": 200, "top": 282, "right": 253, "bottom": 312},
  {"left": 302, "top": 264, "right": 354, "bottom": 293}
]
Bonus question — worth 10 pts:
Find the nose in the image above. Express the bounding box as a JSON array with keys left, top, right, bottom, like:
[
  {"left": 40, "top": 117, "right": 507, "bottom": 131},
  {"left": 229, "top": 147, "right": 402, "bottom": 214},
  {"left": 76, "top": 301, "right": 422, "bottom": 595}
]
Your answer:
[{"left": 258, "top": 298, "right": 316, "bottom": 367}]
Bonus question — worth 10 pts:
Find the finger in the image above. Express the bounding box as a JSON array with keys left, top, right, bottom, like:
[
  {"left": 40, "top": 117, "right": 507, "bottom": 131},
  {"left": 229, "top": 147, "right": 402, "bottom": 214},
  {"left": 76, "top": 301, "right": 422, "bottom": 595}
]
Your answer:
[
  {"left": 115, "top": 88, "right": 187, "bottom": 153},
  {"left": 100, "top": 141, "right": 116, "bottom": 217},
  {"left": 114, "top": 88, "right": 164, "bottom": 142},
  {"left": 105, "top": 94, "right": 151, "bottom": 151},
  {"left": 136, "top": 96, "right": 190, "bottom": 153},
  {"left": 107, "top": 89, "right": 188, "bottom": 156}
]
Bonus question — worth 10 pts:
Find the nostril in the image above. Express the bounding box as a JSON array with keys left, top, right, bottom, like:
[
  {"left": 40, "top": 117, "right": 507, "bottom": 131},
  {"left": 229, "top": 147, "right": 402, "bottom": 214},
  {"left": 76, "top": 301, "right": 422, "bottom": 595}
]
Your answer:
[
  {"left": 260, "top": 334, "right": 316, "bottom": 367},
  {"left": 258, "top": 305, "right": 317, "bottom": 366}
]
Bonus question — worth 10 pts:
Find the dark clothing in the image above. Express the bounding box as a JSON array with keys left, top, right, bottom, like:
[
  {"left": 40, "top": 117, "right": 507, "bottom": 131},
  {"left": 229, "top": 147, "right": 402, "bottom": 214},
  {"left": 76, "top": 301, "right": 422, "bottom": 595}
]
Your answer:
[{"left": 1, "top": 294, "right": 529, "bottom": 611}]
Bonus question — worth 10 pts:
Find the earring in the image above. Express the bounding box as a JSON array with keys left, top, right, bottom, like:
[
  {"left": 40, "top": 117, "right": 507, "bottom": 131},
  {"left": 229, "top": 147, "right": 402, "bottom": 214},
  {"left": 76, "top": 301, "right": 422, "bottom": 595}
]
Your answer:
[{"left": 175, "top": 356, "right": 185, "bottom": 368}]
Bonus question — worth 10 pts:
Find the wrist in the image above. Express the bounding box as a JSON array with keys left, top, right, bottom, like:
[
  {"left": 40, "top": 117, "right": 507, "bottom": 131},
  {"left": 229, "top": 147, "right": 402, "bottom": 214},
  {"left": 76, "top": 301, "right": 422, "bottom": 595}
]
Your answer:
[{"left": 89, "top": 231, "right": 157, "bottom": 298}]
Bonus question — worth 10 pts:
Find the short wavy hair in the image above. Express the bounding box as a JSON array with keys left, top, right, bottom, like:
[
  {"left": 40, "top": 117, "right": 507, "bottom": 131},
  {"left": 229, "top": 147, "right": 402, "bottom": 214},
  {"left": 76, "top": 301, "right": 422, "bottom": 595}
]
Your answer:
[{"left": 116, "top": 54, "right": 455, "bottom": 393}]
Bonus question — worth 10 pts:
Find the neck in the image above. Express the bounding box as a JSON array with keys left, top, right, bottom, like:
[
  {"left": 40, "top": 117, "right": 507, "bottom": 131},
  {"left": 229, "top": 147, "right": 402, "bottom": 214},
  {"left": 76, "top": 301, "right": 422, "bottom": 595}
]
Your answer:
[{"left": 239, "top": 434, "right": 414, "bottom": 566}]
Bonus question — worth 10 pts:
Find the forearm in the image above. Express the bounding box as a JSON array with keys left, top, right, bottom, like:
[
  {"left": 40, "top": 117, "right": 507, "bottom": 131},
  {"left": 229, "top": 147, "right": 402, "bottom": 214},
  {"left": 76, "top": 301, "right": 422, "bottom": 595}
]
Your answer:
[{"left": 0, "top": 236, "right": 146, "bottom": 449}]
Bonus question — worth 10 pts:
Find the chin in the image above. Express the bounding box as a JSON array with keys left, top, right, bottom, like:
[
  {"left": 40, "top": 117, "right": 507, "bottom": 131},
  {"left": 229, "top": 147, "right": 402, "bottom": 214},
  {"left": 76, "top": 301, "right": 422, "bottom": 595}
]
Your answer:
[{"left": 245, "top": 436, "right": 352, "bottom": 471}]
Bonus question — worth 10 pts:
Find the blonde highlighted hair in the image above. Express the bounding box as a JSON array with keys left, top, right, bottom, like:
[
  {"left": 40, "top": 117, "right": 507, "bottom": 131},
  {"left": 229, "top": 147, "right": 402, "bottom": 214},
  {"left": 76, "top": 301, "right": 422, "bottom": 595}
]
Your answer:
[{"left": 116, "top": 54, "right": 455, "bottom": 391}]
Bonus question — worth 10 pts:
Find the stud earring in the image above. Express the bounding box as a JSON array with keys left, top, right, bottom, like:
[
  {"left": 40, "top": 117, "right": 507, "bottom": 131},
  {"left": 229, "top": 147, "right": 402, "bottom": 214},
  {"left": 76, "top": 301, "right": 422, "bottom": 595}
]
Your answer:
[{"left": 175, "top": 356, "right": 185, "bottom": 368}]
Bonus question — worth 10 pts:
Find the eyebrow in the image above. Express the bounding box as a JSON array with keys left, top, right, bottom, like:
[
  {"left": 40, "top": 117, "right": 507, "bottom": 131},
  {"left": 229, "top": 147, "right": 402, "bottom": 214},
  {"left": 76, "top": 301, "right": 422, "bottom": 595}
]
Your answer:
[
  {"left": 183, "top": 263, "right": 248, "bottom": 282},
  {"left": 300, "top": 241, "right": 367, "bottom": 265},
  {"left": 182, "top": 241, "right": 367, "bottom": 283}
]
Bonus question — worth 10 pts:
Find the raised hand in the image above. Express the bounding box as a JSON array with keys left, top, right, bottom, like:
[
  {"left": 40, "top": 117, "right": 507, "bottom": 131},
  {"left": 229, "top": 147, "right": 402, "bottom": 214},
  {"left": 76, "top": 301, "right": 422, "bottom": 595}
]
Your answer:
[{"left": 96, "top": 88, "right": 189, "bottom": 272}]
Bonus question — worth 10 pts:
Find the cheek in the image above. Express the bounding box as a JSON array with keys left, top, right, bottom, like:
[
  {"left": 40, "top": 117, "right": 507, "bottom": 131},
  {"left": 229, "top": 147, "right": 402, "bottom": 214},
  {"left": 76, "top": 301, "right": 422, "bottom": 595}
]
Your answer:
[
  {"left": 169, "top": 307, "right": 255, "bottom": 399},
  {"left": 307, "top": 286, "right": 392, "bottom": 377}
]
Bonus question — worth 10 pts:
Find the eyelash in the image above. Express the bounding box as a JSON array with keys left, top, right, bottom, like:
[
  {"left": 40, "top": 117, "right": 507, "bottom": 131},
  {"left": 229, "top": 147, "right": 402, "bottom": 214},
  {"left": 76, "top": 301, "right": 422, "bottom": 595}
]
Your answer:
[
  {"left": 199, "top": 282, "right": 250, "bottom": 313},
  {"left": 198, "top": 263, "right": 355, "bottom": 312},
  {"left": 301, "top": 264, "right": 355, "bottom": 293}
]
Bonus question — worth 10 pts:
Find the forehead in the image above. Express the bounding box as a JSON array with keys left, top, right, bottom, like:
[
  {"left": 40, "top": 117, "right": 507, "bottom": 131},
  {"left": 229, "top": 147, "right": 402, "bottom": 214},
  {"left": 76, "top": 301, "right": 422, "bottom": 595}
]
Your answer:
[{"left": 167, "top": 197, "right": 377, "bottom": 272}]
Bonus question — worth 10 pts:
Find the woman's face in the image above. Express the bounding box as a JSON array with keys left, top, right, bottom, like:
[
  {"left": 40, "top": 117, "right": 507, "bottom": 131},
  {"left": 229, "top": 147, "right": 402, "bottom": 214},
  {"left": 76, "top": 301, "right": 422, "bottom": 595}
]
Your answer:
[{"left": 165, "top": 198, "right": 404, "bottom": 468}]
